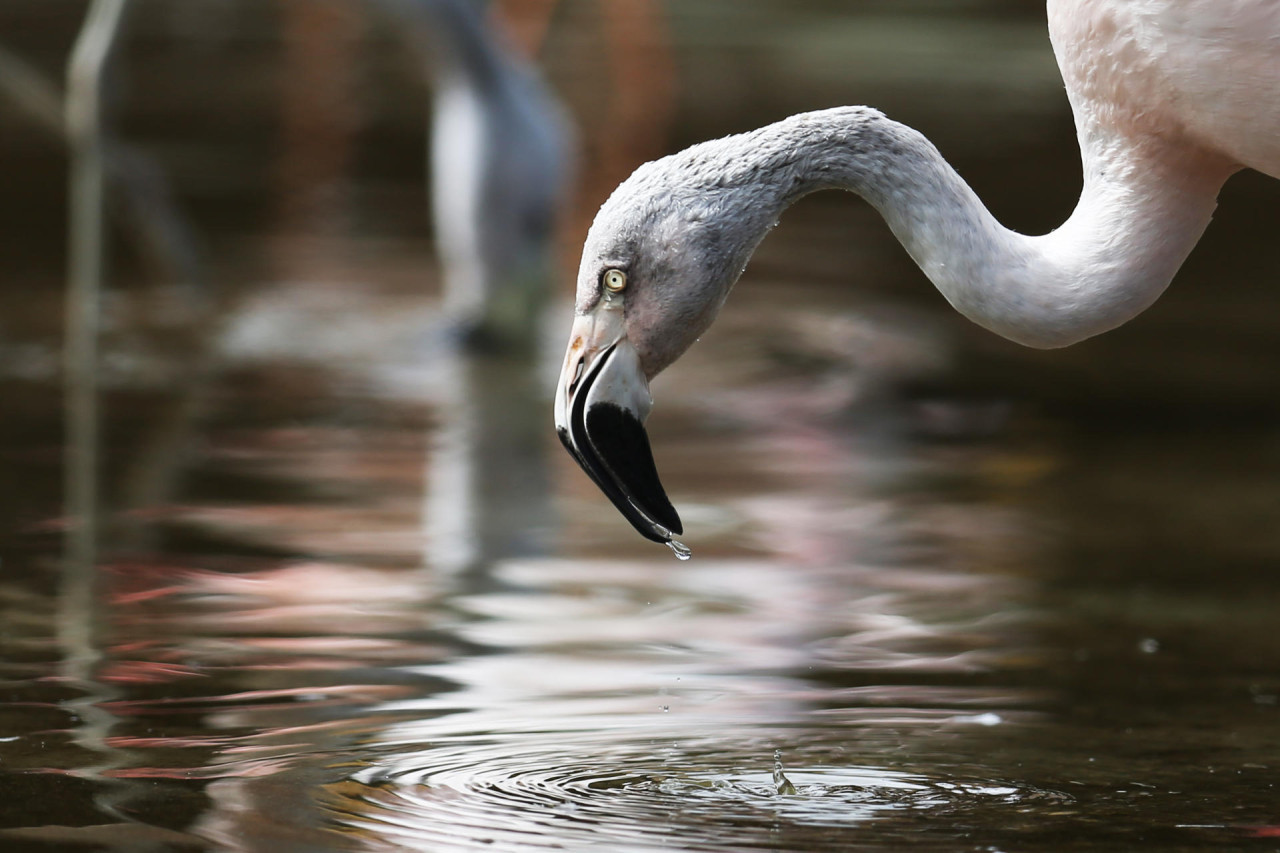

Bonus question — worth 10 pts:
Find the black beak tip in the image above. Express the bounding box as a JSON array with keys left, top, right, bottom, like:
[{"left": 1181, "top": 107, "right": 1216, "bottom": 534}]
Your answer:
[
  {"left": 583, "top": 402, "right": 681, "bottom": 537},
  {"left": 562, "top": 403, "right": 682, "bottom": 542}
]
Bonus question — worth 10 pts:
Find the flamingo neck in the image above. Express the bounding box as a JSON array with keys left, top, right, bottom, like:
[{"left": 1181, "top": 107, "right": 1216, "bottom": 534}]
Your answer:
[{"left": 759, "top": 107, "right": 1227, "bottom": 347}]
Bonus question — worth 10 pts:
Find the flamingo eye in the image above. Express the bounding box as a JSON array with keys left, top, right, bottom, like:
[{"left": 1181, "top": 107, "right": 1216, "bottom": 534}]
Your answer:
[{"left": 602, "top": 268, "right": 628, "bottom": 293}]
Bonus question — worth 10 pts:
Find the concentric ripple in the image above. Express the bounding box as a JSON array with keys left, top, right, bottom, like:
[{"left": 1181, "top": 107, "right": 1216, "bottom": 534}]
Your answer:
[{"left": 320, "top": 732, "right": 1069, "bottom": 852}]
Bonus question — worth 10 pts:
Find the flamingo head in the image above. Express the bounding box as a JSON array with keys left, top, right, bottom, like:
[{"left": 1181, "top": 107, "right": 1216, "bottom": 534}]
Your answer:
[{"left": 554, "top": 147, "right": 779, "bottom": 546}]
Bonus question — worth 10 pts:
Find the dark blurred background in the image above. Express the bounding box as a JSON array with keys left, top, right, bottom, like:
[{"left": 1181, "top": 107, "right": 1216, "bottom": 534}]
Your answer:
[
  {"left": 4, "top": 1, "right": 1277, "bottom": 393},
  {"left": 1, "top": 0, "right": 1278, "bottom": 568}
]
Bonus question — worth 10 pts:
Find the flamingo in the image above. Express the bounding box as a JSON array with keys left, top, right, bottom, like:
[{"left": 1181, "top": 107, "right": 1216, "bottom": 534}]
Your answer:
[
  {"left": 554, "top": 0, "right": 1280, "bottom": 551},
  {"left": 384, "top": 0, "right": 572, "bottom": 350}
]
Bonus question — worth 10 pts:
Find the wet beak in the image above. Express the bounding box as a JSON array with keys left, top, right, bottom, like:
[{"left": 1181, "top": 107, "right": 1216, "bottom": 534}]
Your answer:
[{"left": 554, "top": 302, "right": 683, "bottom": 544}]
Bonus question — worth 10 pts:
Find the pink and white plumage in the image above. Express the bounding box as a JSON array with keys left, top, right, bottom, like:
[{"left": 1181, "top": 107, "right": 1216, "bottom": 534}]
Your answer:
[{"left": 555, "top": 0, "right": 1280, "bottom": 549}]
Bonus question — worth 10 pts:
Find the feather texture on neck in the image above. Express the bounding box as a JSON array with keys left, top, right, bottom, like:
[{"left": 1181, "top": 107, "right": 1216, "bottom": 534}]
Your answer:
[{"left": 688, "top": 106, "right": 1229, "bottom": 348}]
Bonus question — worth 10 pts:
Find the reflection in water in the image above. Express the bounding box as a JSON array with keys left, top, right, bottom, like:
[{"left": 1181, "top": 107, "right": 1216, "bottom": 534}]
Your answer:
[
  {"left": 423, "top": 347, "right": 555, "bottom": 578},
  {"left": 89, "top": 471, "right": 1049, "bottom": 851},
  {"left": 332, "top": 483, "right": 1044, "bottom": 848},
  {"left": 161, "top": 409, "right": 1048, "bottom": 847}
]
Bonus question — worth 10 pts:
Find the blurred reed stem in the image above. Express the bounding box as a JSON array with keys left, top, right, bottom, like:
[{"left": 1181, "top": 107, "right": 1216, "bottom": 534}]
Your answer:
[{"left": 62, "top": 0, "right": 128, "bottom": 657}]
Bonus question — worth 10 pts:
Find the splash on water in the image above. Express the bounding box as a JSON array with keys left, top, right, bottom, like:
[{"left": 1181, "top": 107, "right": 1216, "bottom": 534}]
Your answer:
[{"left": 773, "top": 750, "right": 797, "bottom": 796}]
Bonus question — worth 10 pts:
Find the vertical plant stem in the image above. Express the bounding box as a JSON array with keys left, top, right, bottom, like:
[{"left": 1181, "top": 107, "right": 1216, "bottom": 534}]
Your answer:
[{"left": 63, "top": 0, "right": 127, "bottom": 662}]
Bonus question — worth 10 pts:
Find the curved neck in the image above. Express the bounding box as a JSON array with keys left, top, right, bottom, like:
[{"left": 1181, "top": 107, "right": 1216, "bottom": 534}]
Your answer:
[
  {"left": 748, "top": 107, "right": 1226, "bottom": 347},
  {"left": 389, "top": 0, "right": 509, "bottom": 94}
]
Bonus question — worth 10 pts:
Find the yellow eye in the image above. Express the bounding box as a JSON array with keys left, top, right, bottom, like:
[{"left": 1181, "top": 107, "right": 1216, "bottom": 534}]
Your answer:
[{"left": 602, "top": 268, "right": 627, "bottom": 293}]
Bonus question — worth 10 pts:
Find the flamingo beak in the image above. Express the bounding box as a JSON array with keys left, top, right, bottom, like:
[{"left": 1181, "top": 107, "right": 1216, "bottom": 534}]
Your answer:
[{"left": 554, "top": 303, "right": 683, "bottom": 544}]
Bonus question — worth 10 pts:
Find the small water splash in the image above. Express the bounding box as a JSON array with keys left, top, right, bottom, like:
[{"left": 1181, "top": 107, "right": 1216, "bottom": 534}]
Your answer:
[
  {"left": 665, "top": 539, "right": 692, "bottom": 561},
  {"left": 773, "top": 749, "right": 797, "bottom": 796}
]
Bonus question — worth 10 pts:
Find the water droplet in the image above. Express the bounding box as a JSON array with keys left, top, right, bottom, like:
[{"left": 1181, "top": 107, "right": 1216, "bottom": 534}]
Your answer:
[{"left": 666, "top": 539, "right": 692, "bottom": 560}]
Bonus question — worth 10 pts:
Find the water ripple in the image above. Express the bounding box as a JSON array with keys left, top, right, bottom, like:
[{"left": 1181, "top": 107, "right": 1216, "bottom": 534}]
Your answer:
[{"left": 320, "top": 731, "right": 1067, "bottom": 852}]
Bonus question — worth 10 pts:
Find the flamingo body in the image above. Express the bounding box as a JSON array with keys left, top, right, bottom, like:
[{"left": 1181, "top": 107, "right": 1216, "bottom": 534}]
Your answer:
[{"left": 1050, "top": 0, "right": 1280, "bottom": 180}]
